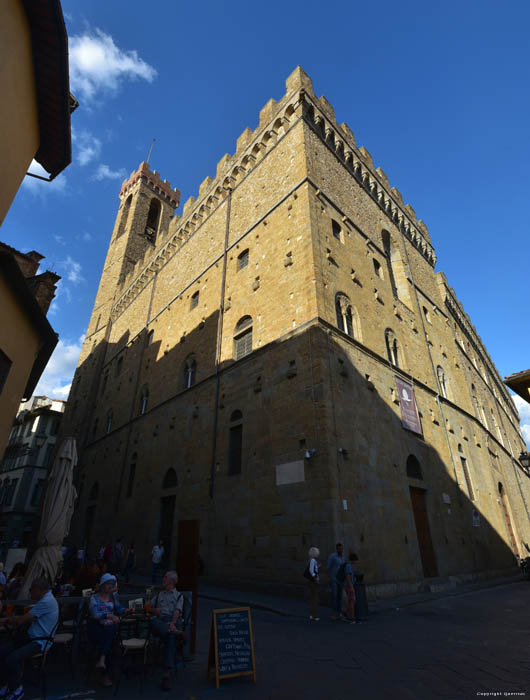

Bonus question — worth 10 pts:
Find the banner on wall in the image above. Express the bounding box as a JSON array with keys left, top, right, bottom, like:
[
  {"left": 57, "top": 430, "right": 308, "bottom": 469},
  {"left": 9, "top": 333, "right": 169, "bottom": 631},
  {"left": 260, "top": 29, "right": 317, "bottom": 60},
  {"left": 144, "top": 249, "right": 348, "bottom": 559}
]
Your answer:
[{"left": 395, "top": 377, "right": 423, "bottom": 436}]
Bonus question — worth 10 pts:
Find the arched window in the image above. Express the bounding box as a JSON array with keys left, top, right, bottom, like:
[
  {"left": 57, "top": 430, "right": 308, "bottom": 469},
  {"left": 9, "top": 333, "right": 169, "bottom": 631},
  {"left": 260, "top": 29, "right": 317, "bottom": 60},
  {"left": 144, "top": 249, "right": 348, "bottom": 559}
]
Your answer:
[
  {"left": 190, "top": 291, "right": 199, "bottom": 310},
  {"left": 423, "top": 306, "right": 431, "bottom": 324},
  {"left": 106, "top": 409, "right": 113, "bottom": 434},
  {"left": 335, "top": 293, "right": 353, "bottom": 336},
  {"left": 89, "top": 481, "right": 99, "bottom": 501},
  {"left": 437, "top": 366, "right": 448, "bottom": 399},
  {"left": 184, "top": 355, "right": 196, "bottom": 389},
  {"left": 139, "top": 386, "right": 149, "bottom": 415},
  {"left": 331, "top": 220, "right": 342, "bottom": 242},
  {"left": 229, "top": 410, "right": 243, "bottom": 475},
  {"left": 145, "top": 198, "right": 161, "bottom": 243},
  {"left": 385, "top": 329, "right": 400, "bottom": 367},
  {"left": 406, "top": 455, "right": 422, "bottom": 480},
  {"left": 237, "top": 249, "right": 249, "bottom": 271},
  {"left": 162, "top": 468, "right": 178, "bottom": 489},
  {"left": 126, "top": 454, "right": 136, "bottom": 498},
  {"left": 116, "top": 194, "right": 132, "bottom": 240},
  {"left": 234, "top": 316, "right": 253, "bottom": 360}
]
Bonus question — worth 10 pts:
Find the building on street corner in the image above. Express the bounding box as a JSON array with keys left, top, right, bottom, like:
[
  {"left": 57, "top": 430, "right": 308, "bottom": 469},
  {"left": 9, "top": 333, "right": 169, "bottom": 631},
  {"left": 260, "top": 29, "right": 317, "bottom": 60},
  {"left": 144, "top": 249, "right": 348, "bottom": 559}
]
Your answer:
[
  {"left": 0, "top": 396, "right": 65, "bottom": 549},
  {"left": 61, "top": 67, "right": 530, "bottom": 598}
]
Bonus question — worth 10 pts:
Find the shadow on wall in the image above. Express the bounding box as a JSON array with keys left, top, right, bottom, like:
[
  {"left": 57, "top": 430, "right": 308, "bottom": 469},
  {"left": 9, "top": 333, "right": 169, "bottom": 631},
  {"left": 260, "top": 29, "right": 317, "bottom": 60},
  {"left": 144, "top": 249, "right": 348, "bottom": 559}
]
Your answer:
[{"left": 60, "top": 307, "right": 523, "bottom": 586}]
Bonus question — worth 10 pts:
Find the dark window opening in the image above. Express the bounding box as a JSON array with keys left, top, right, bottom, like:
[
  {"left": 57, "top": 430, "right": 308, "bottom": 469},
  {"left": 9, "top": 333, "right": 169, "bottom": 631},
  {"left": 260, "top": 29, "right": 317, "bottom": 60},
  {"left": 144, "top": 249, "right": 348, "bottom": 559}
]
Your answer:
[
  {"left": 237, "top": 249, "right": 249, "bottom": 271},
  {"left": 331, "top": 220, "right": 342, "bottom": 241},
  {"left": 406, "top": 455, "right": 423, "bottom": 480},
  {"left": 190, "top": 291, "right": 199, "bottom": 309},
  {"left": 162, "top": 468, "right": 178, "bottom": 489},
  {"left": 229, "top": 424, "right": 243, "bottom": 475},
  {"left": 145, "top": 198, "right": 161, "bottom": 243}
]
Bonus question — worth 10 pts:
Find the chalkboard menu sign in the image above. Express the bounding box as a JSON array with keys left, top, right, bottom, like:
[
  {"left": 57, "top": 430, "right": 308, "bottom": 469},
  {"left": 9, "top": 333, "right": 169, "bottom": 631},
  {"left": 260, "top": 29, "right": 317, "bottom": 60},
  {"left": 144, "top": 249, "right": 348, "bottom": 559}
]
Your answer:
[{"left": 208, "top": 607, "right": 256, "bottom": 688}]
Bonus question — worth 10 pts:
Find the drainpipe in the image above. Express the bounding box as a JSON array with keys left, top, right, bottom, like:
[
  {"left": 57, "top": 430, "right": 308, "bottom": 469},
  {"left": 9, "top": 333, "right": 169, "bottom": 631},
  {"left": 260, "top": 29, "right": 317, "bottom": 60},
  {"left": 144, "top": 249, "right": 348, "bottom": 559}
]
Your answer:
[{"left": 209, "top": 187, "right": 232, "bottom": 498}]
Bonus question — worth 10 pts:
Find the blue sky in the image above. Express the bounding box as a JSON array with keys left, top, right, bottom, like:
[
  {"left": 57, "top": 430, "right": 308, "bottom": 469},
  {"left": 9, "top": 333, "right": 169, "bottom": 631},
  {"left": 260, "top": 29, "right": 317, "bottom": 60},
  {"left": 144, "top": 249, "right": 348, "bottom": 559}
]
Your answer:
[{"left": 2, "top": 0, "right": 530, "bottom": 442}]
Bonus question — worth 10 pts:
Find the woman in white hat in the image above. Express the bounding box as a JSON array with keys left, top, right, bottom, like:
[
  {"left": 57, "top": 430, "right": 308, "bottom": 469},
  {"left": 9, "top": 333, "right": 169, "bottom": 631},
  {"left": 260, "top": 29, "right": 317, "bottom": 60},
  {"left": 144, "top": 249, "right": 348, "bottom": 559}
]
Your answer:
[{"left": 87, "top": 573, "right": 125, "bottom": 687}]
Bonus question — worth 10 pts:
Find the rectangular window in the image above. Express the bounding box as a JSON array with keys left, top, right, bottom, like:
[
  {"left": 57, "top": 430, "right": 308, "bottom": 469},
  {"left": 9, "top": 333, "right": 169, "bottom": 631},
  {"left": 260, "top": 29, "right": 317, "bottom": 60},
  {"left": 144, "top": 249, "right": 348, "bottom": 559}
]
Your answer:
[
  {"left": 235, "top": 331, "right": 252, "bottom": 360},
  {"left": 5, "top": 479, "right": 18, "bottom": 506},
  {"left": 228, "top": 424, "right": 242, "bottom": 475},
  {"left": 31, "top": 479, "right": 45, "bottom": 506},
  {"left": 0, "top": 350, "right": 12, "bottom": 394},
  {"left": 190, "top": 291, "right": 199, "bottom": 309},
  {"left": 237, "top": 250, "right": 249, "bottom": 271},
  {"left": 461, "top": 457, "right": 475, "bottom": 501},
  {"left": 44, "top": 444, "right": 54, "bottom": 468}
]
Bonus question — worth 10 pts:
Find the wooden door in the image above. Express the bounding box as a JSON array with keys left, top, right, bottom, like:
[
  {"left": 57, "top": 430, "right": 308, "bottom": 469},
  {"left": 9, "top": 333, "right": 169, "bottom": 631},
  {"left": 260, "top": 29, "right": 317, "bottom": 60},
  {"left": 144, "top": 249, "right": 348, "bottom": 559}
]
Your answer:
[{"left": 409, "top": 487, "right": 438, "bottom": 578}]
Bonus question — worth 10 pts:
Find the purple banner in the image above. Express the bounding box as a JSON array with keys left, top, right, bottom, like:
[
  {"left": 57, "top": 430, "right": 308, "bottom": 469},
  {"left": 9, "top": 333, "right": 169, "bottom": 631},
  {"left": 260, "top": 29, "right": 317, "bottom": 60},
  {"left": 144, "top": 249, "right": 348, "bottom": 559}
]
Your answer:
[{"left": 395, "top": 377, "right": 423, "bottom": 436}]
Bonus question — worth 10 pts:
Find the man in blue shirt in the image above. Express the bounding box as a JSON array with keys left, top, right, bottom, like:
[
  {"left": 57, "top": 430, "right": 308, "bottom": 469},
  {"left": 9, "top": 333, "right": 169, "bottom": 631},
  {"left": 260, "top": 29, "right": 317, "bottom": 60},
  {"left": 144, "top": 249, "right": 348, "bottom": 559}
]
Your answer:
[
  {"left": 0, "top": 577, "right": 58, "bottom": 700},
  {"left": 327, "top": 542, "right": 346, "bottom": 620}
]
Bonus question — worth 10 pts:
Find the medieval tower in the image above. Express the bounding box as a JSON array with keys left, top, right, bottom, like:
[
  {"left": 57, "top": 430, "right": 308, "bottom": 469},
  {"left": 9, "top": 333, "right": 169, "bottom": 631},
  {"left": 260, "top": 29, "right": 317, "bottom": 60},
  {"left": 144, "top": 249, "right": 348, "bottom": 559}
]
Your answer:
[{"left": 62, "top": 67, "right": 530, "bottom": 597}]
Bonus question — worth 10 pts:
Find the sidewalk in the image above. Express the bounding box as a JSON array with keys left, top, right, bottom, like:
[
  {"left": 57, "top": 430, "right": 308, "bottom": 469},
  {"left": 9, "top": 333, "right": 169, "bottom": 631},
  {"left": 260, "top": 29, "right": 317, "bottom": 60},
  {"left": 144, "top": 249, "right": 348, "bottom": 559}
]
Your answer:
[{"left": 126, "top": 570, "right": 523, "bottom": 619}]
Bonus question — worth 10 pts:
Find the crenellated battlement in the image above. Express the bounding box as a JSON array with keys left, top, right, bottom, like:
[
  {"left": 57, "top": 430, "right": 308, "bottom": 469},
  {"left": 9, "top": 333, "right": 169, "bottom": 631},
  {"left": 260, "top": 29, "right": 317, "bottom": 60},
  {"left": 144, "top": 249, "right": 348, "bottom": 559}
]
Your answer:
[
  {"left": 111, "top": 66, "right": 437, "bottom": 320},
  {"left": 120, "top": 161, "right": 180, "bottom": 207}
]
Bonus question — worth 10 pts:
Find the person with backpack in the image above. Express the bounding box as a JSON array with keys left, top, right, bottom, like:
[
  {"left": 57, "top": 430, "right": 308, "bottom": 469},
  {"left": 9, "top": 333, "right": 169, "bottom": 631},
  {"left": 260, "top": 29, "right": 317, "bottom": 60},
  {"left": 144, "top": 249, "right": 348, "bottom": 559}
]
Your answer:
[
  {"left": 149, "top": 570, "right": 184, "bottom": 691},
  {"left": 304, "top": 547, "right": 320, "bottom": 621},
  {"left": 327, "top": 542, "right": 346, "bottom": 620}
]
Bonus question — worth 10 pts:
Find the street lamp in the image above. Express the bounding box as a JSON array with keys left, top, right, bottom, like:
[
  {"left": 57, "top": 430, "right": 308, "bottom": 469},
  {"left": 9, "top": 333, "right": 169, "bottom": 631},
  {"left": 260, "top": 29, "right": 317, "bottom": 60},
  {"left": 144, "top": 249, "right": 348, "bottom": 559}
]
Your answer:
[{"left": 519, "top": 451, "right": 530, "bottom": 471}]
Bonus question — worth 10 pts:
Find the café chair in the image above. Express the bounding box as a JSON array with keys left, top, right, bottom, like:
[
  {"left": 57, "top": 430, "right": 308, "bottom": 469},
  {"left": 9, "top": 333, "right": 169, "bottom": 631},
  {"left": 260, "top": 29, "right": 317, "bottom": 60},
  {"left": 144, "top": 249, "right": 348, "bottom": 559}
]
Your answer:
[
  {"left": 113, "top": 620, "right": 150, "bottom": 697},
  {"left": 23, "top": 623, "right": 59, "bottom": 700}
]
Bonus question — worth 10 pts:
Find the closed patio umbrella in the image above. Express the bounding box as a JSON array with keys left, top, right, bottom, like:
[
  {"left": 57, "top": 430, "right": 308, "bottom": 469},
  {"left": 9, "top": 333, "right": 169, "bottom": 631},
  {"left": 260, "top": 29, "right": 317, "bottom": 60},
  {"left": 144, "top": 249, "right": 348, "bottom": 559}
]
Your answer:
[{"left": 18, "top": 437, "right": 78, "bottom": 599}]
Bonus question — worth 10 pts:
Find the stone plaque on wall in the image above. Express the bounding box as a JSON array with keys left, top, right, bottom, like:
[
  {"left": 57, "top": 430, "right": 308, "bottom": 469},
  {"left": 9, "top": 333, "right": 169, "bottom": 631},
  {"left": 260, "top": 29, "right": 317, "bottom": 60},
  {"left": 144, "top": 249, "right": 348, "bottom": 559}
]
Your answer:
[{"left": 276, "top": 460, "right": 305, "bottom": 486}]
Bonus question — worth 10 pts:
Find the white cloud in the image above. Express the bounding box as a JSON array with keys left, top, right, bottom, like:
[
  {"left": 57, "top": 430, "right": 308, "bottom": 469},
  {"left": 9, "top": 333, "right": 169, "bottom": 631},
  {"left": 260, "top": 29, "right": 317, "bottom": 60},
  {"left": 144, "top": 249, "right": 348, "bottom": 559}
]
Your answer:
[
  {"left": 34, "top": 335, "right": 85, "bottom": 400},
  {"left": 58, "top": 256, "right": 84, "bottom": 285},
  {"left": 69, "top": 28, "right": 157, "bottom": 101},
  {"left": 22, "top": 160, "right": 67, "bottom": 196},
  {"left": 92, "top": 164, "right": 126, "bottom": 181},
  {"left": 511, "top": 394, "right": 530, "bottom": 449},
  {"left": 72, "top": 128, "right": 102, "bottom": 166},
  {"left": 82, "top": 232, "right": 92, "bottom": 242},
  {"left": 54, "top": 234, "right": 65, "bottom": 245}
]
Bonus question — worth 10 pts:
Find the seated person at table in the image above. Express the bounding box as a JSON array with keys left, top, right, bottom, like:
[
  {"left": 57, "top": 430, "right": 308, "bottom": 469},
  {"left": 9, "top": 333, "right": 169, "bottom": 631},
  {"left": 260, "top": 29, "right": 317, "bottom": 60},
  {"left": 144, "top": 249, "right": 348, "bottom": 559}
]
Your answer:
[
  {"left": 87, "top": 573, "right": 126, "bottom": 688},
  {"left": 149, "top": 571, "right": 184, "bottom": 691},
  {"left": 0, "top": 577, "right": 58, "bottom": 700}
]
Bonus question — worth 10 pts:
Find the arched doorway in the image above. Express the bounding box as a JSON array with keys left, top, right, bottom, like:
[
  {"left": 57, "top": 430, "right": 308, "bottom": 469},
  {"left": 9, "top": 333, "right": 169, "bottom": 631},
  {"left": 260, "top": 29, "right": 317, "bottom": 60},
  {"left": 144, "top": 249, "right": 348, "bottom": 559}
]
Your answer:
[{"left": 407, "top": 456, "right": 438, "bottom": 578}]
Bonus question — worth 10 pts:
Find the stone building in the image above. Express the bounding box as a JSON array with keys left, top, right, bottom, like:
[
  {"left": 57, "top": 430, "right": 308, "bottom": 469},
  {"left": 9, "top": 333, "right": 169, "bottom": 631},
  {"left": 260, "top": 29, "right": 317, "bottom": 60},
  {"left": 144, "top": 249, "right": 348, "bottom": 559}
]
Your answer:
[
  {"left": 0, "top": 396, "right": 65, "bottom": 548},
  {"left": 63, "top": 67, "right": 530, "bottom": 597}
]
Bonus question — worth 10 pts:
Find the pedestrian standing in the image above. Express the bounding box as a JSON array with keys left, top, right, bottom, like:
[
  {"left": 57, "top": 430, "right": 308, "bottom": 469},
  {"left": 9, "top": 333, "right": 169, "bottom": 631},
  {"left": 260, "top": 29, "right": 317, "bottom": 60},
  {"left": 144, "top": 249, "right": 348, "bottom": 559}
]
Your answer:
[
  {"left": 306, "top": 547, "right": 320, "bottom": 621},
  {"left": 327, "top": 542, "right": 346, "bottom": 620},
  {"left": 344, "top": 552, "right": 358, "bottom": 623},
  {"left": 151, "top": 541, "right": 165, "bottom": 584}
]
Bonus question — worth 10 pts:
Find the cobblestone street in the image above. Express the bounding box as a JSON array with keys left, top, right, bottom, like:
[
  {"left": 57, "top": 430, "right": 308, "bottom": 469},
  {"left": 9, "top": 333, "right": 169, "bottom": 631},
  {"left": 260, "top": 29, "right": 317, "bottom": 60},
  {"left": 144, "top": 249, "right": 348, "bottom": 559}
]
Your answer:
[{"left": 25, "top": 576, "right": 530, "bottom": 699}]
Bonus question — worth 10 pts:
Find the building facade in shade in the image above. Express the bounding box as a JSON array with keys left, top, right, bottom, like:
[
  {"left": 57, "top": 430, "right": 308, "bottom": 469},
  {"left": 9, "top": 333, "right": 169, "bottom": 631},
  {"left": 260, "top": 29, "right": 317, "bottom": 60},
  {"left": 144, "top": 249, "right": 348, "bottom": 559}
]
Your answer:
[
  {"left": 0, "top": 396, "right": 65, "bottom": 548},
  {"left": 62, "top": 67, "right": 530, "bottom": 597}
]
